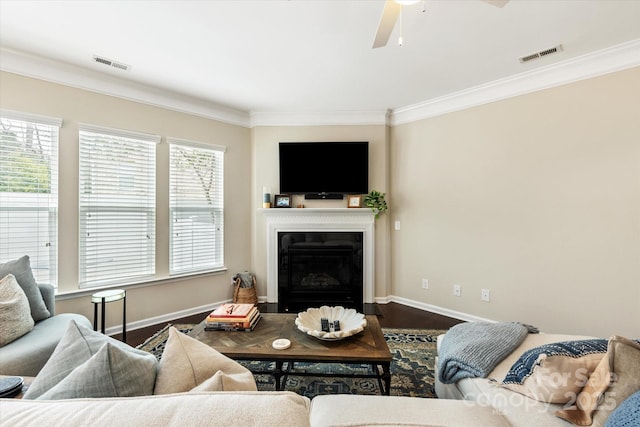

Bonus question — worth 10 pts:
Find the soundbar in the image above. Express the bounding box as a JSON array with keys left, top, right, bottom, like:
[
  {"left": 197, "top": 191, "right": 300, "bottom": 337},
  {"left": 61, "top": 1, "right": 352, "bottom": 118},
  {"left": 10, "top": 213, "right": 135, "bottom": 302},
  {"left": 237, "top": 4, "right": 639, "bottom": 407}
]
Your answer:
[{"left": 304, "top": 193, "right": 344, "bottom": 200}]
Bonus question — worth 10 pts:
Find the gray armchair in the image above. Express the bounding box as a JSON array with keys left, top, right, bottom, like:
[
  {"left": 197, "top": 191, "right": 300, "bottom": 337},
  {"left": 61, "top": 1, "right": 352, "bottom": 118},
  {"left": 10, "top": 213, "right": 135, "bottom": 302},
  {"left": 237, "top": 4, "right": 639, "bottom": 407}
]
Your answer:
[{"left": 0, "top": 283, "right": 92, "bottom": 376}]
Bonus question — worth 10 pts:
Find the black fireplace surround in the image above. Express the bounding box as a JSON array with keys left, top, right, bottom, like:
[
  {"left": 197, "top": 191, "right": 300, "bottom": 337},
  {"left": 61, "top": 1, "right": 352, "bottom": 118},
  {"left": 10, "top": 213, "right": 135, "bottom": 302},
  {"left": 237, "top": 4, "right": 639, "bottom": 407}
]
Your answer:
[{"left": 277, "top": 231, "right": 363, "bottom": 312}]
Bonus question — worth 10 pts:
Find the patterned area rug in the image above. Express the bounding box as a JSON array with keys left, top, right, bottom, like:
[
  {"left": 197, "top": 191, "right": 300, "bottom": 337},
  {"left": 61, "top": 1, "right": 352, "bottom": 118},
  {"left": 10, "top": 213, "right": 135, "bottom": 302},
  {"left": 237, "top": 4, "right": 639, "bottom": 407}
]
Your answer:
[{"left": 137, "top": 324, "right": 446, "bottom": 399}]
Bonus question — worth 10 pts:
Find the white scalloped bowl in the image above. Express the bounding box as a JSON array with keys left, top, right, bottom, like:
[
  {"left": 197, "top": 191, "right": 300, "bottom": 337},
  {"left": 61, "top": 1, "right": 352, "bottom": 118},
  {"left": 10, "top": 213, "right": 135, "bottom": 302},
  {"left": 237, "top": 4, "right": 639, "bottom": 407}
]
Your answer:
[{"left": 295, "top": 306, "right": 367, "bottom": 341}]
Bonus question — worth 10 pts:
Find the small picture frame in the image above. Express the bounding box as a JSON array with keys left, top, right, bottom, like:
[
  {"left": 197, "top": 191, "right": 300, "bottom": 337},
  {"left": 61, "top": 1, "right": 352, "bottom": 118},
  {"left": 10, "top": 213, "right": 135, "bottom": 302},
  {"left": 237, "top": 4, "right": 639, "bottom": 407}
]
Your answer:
[
  {"left": 347, "top": 195, "right": 362, "bottom": 208},
  {"left": 274, "top": 194, "right": 292, "bottom": 208}
]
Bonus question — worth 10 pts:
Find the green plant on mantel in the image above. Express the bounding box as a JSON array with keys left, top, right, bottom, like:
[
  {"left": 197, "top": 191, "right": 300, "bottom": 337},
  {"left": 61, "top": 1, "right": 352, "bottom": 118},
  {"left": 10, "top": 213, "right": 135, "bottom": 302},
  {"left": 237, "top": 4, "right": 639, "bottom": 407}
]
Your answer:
[{"left": 363, "top": 190, "right": 388, "bottom": 219}]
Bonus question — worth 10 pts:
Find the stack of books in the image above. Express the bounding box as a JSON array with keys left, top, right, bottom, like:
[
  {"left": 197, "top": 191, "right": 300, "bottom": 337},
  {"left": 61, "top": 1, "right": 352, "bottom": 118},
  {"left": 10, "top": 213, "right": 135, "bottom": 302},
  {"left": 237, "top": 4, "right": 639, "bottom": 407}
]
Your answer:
[{"left": 205, "top": 303, "right": 261, "bottom": 331}]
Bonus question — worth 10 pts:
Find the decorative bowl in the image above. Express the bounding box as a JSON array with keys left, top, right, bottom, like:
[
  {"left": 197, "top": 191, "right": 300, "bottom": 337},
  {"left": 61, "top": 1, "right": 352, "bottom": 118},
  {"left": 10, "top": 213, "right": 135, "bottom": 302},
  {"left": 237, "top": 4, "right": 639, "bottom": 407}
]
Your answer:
[{"left": 295, "top": 306, "right": 367, "bottom": 341}]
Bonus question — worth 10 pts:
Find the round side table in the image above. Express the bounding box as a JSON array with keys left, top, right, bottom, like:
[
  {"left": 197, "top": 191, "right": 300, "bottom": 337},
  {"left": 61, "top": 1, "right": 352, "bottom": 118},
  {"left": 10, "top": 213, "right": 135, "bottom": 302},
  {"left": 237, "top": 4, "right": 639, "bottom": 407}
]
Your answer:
[{"left": 91, "top": 289, "right": 126, "bottom": 343}]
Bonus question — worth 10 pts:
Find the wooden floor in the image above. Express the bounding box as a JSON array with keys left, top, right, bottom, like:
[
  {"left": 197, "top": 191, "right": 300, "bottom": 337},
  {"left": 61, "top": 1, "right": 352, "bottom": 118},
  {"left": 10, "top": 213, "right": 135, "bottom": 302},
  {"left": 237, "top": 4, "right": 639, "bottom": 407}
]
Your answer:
[{"left": 119, "top": 302, "right": 464, "bottom": 347}]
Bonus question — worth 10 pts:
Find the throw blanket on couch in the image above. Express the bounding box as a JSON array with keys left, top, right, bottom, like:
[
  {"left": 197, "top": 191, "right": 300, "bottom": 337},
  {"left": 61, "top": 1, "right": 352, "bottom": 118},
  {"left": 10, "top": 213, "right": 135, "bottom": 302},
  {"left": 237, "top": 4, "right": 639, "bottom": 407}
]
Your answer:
[{"left": 438, "top": 321, "right": 539, "bottom": 384}]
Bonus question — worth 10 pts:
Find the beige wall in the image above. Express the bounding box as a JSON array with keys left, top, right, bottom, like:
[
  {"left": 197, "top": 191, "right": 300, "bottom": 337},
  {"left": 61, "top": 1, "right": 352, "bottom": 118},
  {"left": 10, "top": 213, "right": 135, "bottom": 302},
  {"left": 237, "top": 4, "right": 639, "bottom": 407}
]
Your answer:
[
  {"left": 3, "top": 66, "right": 638, "bottom": 338},
  {"left": 0, "top": 71, "right": 252, "bottom": 329},
  {"left": 250, "top": 125, "right": 391, "bottom": 299},
  {"left": 390, "top": 67, "right": 640, "bottom": 338}
]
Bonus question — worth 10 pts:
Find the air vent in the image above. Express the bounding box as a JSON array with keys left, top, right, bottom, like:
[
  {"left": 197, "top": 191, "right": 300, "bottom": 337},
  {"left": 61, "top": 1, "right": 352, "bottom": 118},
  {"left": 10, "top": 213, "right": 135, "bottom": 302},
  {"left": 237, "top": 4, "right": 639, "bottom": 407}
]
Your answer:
[
  {"left": 92, "top": 55, "right": 130, "bottom": 71},
  {"left": 519, "top": 44, "right": 563, "bottom": 63}
]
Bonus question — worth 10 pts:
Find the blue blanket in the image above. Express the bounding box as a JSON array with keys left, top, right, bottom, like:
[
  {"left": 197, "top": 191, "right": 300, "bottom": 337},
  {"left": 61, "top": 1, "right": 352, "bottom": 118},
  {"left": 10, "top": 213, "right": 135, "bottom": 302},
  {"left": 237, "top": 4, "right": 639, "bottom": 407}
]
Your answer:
[{"left": 438, "top": 321, "right": 538, "bottom": 384}]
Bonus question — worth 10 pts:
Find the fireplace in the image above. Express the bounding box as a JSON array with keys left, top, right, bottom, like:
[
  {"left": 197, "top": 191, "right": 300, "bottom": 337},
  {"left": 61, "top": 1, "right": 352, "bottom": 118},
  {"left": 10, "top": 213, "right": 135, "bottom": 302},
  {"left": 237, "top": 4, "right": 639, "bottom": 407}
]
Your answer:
[
  {"left": 262, "top": 208, "right": 375, "bottom": 312},
  {"left": 278, "top": 232, "right": 363, "bottom": 312}
]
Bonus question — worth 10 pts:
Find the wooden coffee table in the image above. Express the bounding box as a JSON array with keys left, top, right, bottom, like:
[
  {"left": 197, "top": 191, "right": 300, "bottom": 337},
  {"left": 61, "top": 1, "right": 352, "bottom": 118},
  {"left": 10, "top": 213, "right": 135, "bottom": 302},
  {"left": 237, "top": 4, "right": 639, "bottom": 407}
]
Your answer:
[{"left": 189, "top": 313, "right": 393, "bottom": 395}]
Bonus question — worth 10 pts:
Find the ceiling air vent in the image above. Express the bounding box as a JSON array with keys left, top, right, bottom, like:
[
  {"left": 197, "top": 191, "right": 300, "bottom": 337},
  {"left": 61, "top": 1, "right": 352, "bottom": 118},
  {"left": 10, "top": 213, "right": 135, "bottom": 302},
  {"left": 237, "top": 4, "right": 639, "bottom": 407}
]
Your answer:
[
  {"left": 92, "top": 55, "right": 130, "bottom": 71},
  {"left": 519, "top": 44, "right": 563, "bottom": 64}
]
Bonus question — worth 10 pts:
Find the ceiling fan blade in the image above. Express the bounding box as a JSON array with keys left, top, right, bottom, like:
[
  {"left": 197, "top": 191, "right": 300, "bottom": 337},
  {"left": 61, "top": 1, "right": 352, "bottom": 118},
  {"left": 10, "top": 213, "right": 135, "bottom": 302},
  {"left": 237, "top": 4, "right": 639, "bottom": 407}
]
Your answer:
[
  {"left": 481, "top": 0, "right": 510, "bottom": 7},
  {"left": 372, "top": 0, "right": 401, "bottom": 49}
]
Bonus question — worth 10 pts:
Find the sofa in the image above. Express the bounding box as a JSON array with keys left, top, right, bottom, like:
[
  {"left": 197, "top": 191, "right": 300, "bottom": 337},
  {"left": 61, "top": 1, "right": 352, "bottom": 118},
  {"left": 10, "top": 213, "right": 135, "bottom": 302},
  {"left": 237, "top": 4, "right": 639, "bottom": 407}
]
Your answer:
[
  {"left": 0, "top": 256, "right": 92, "bottom": 376},
  {"left": 0, "top": 319, "right": 514, "bottom": 427},
  {"left": 1, "top": 311, "right": 638, "bottom": 426},
  {"left": 434, "top": 324, "right": 640, "bottom": 427},
  {"left": 1, "top": 392, "right": 517, "bottom": 427}
]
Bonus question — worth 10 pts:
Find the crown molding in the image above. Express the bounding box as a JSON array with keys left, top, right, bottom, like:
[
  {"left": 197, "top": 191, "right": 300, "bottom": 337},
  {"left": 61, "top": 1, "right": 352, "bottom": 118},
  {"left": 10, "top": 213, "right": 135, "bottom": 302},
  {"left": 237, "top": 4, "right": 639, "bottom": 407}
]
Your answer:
[
  {"left": 0, "top": 47, "right": 251, "bottom": 128},
  {"left": 250, "top": 110, "right": 390, "bottom": 127},
  {"left": 390, "top": 39, "right": 640, "bottom": 126},
  {"left": 2, "top": 39, "right": 638, "bottom": 129}
]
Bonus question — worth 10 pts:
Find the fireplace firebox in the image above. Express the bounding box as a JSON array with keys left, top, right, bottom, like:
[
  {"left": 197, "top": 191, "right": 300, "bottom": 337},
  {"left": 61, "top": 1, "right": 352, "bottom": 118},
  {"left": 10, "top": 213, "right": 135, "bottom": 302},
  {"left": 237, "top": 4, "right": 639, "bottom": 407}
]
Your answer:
[{"left": 277, "top": 232, "right": 363, "bottom": 312}]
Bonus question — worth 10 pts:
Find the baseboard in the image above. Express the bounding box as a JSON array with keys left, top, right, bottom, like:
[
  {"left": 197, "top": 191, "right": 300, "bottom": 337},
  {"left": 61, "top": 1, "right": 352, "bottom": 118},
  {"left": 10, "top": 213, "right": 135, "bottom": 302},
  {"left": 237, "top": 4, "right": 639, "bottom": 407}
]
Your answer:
[
  {"left": 104, "top": 299, "right": 230, "bottom": 336},
  {"left": 380, "top": 295, "right": 497, "bottom": 324}
]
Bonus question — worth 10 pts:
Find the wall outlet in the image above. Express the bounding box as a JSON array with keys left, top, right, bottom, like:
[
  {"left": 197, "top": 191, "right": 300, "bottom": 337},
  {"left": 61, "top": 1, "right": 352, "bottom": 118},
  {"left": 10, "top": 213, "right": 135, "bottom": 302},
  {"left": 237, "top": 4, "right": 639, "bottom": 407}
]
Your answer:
[
  {"left": 481, "top": 289, "right": 491, "bottom": 302},
  {"left": 394, "top": 220, "right": 401, "bottom": 231},
  {"left": 422, "top": 278, "right": 429, "bottom": 289},
  {"left": 453, "top": 284, "right": 461, "bottom": 297}
]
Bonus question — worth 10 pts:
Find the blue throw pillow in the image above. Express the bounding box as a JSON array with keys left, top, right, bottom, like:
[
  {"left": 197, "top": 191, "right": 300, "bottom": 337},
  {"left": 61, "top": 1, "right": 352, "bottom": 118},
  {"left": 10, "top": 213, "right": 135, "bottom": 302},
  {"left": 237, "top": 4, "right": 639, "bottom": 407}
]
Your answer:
[
  {"left": 503, "top": 339, "right": 608, "bottom": 385},
  {"left": 499, "top": 339, "right": 609, "bottom": 403},
  {"left": 605, "top": 390, "right": 640, "bottom": 427}
]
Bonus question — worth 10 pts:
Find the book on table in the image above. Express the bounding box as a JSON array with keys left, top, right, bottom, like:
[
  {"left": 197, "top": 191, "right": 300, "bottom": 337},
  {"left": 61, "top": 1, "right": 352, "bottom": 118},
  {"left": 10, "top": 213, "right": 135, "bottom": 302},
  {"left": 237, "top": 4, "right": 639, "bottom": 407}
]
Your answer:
[
  {"left": 206, "top": 305, "right": 260, "bottom": 329},
  {"left": 207, "top": 306, "right": 259, "bottom": 323},
  {"left": 208, "top": 303, "right": 255, "bottom": 318},
  {"left": 205, "top": 310, "right": 262, "bottom": 331}
]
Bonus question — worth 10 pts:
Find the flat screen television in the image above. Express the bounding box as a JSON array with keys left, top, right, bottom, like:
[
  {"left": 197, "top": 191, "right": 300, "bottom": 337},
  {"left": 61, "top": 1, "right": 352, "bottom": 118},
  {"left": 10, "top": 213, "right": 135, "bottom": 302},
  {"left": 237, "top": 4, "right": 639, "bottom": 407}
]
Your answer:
[{"left": 279, "top": 142, "right": 369, "bottom": 199}]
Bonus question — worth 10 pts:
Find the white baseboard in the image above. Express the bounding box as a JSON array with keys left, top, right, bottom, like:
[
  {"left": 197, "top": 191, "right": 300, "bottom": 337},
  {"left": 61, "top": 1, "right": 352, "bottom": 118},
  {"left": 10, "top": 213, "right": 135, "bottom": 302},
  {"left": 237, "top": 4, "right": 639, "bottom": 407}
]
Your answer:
[
  {"left": 112, "top": 295, "right": 491, "bottom": 337},
  {"left": 379, "top": 295, "right": 497, "bottom": 324},
  {"left": 105, "top": 299, "right": 230, "bottom": 337}
]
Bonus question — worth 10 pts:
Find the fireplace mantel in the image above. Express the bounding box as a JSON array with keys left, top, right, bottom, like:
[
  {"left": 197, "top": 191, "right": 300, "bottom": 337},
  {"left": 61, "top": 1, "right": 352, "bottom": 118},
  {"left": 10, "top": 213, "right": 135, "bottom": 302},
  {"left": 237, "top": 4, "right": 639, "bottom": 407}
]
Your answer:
[{"left": 261, "top": 208, "right": 375, "bottom": 305}]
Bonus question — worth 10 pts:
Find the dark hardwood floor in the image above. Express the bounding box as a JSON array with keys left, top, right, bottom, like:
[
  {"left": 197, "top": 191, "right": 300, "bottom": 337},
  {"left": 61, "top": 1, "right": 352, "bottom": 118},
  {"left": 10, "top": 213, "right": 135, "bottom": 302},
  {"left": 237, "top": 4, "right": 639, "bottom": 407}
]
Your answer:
[{"left": 118, "top": 302, "right": 464, "bottom": 347}]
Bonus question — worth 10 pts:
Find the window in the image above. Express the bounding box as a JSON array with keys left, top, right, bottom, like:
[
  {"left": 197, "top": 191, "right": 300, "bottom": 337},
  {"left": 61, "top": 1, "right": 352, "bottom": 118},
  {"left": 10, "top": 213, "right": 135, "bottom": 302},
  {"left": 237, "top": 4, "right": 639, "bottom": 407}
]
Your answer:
[
  {"left": 169, "top": 138, "right": 225, "bottom": 274},
  {"left": 79, "top": 124, "right": 159, "bottom": 288},
  {"left": 0, "top": 110, "right": 61, "bottom": 285}
]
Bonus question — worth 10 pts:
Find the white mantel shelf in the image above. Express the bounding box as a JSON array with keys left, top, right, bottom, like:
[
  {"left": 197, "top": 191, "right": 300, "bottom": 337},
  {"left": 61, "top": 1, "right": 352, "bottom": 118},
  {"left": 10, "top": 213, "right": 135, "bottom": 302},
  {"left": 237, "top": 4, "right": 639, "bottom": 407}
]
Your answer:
[
  {"left": 261, "top": 207, "right": 375, "bottom": 304},
  {"left": 259, "top": 207, "right": 373, "bottom": 215}
]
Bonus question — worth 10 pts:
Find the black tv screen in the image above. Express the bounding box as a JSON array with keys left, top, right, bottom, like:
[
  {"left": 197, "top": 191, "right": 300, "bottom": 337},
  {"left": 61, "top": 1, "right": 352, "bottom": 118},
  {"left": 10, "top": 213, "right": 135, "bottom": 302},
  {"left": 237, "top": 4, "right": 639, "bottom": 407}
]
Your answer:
[{"left": 279, "top": 142, "right": 369, "bottom": 197}]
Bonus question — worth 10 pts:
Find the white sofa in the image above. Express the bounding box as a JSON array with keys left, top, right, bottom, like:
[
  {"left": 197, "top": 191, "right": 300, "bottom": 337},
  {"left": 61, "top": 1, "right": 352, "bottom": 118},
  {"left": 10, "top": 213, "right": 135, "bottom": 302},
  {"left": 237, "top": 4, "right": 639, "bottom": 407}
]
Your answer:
[
  {"left": 435, "top": 332, "right": 598, "bottom": 427},
  {"left": 3, "top": 321, "right": 636, "bottom": 426},
  {"left": 435, "top": 333, "right": 640, "bottom": 427},
  {"left": 0, "top": 316, "right": 515, "bottom": 427},
  {"left": 1, "top": 391, "right": 514, "bottom": 427}
]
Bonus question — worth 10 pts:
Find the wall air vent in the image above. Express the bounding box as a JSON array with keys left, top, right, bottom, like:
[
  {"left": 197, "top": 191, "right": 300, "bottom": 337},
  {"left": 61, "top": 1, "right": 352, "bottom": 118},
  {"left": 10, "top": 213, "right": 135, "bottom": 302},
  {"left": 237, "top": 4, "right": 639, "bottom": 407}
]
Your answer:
[
  {"left": 92, "top": 55, "right": 130, "bottom": 71},
  {"left": 519, "top": 44, "right": 563, "bottom": 63}
]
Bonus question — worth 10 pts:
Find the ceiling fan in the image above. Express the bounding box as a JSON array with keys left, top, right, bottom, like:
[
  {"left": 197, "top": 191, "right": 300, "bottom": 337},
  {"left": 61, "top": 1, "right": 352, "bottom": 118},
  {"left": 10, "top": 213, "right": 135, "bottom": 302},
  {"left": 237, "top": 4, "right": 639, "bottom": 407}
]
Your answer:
[{"left": 372, "top": 0, "right": 510, "bottom": 48}]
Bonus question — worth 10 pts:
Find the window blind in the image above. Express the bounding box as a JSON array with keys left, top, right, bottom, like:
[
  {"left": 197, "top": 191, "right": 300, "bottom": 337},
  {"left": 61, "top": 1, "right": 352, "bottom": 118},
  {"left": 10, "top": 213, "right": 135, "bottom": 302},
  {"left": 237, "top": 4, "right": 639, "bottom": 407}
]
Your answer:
[
  {"left": 78, "top": 124, "right": 159, "bottom": 288},
  {"left": 168, "top": 138, "right": 225, "bottom": 274},
  {"left": 0, "top": 110, "right": 61, "bottom": 285}
]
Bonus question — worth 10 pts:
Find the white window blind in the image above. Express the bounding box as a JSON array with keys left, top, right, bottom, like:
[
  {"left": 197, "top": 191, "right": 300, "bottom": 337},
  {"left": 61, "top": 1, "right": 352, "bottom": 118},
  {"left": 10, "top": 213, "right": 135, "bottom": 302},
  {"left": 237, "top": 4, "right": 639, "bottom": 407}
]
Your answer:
[
  {"left": 79, "top": 124, "right": 159, "bottom": 288},
  {"left": 0, "top": 110, "right": 61, "bottom": 285},
  {"left": 169, "top": 138, "right": 225, "bottom": 274}
]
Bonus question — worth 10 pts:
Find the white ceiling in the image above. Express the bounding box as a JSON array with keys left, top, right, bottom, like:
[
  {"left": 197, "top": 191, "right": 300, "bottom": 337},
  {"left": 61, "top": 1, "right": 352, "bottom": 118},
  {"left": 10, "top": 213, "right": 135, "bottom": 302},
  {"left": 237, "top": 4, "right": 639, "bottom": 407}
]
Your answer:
[{"left": 1, "top": 0, "right": 640, "bottom": 124}]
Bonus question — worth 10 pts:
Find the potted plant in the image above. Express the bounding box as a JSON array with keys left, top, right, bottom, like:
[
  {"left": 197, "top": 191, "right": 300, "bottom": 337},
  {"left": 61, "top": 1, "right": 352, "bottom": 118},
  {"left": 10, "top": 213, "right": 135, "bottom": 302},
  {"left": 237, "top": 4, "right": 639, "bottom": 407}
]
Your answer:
[{"left": 363, "top": 190, "right": 388, "bottom": 219}]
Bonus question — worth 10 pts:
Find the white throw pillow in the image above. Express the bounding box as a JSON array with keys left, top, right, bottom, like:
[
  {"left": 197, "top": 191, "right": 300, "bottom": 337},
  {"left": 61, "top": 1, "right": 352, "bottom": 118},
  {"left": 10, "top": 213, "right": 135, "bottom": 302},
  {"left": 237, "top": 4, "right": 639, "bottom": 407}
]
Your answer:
[
  {"left": 154, "top": 326, "right": 257, "bottom": 394},
  {"left": 0, "top": 274, "right": 35, "bottom": 346}
]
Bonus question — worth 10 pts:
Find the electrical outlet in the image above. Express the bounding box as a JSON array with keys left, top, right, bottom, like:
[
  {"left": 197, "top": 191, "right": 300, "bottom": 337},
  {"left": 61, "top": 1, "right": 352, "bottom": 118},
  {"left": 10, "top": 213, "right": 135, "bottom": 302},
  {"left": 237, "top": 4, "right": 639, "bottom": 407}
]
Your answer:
[
  {"left": 422, "top": 278, "right": 429, "bottom": 289},
  {"left": 453, "top": 284, "right": 461, "bottom": 297},
  {"left": 481, "top": 289, "right": 491, "bottom": 302},
  {"left": 394, "top": 220, "right": 401, "bottom": 231}
]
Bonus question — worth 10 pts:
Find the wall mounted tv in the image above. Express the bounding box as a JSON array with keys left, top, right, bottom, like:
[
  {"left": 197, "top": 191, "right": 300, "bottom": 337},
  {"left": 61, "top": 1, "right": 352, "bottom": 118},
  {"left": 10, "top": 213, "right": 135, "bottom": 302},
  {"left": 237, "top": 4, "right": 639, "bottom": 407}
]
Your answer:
[{"left": 279, "top": 141, "right": 369, "bottom": 199}]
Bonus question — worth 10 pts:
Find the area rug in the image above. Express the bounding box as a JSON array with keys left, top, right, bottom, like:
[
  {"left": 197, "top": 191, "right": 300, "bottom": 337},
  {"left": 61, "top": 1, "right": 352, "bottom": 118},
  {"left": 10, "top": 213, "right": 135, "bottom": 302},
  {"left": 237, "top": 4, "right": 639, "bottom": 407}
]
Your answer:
[{"left": 137, "top": 324, "right": 445, "bottom": 399}]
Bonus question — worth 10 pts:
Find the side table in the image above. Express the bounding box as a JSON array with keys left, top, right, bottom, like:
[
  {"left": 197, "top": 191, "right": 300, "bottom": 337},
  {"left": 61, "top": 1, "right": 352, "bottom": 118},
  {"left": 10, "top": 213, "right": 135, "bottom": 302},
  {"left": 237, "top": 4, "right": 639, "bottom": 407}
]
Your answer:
[{"left": 91, "top": 289, "right": 126, "bottom": 343}]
